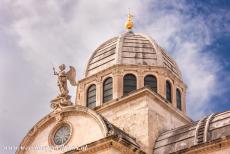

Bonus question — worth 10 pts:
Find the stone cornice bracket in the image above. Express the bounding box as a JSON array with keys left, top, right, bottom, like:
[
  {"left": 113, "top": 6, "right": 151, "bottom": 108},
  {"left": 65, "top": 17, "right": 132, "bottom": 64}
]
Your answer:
[
  {"left": 96, "top": 75, "right": 102, "bottom": 83},
  {"left": 112, "top": 67, "right": 123, "bottom": 76}
]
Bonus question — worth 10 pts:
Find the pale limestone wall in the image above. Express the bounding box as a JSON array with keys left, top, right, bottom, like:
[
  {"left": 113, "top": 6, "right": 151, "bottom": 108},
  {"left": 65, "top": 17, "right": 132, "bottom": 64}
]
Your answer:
[
  {"left": 65, "top": 115, "right": 104, "bottom": 146},
  {"left": 147, "top": 95, "right": 188, "bottom": 153},
  {"left": 95, "top": 148, "right": 121, "bottom": 154},
  {"left": 99, "top": 96, "right": 149, "bottom": 152},
  {"left": 97, "top": 93, "right": 191, "bottom": 154},
  {"left": 24, "top": 122, "right": 56, "bottom": 154},
  {"left": 24, "top": 113, "right": 104, "bottom": 154}
]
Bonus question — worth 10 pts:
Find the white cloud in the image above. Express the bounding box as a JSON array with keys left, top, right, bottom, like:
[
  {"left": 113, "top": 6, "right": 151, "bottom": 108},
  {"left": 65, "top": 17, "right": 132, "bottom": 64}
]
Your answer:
[
  {"left": 134, "top": 1, "right": 227, "bottom": 119},
  {"left": 0, "top": 0, "right": 229, "bottom": 153}
]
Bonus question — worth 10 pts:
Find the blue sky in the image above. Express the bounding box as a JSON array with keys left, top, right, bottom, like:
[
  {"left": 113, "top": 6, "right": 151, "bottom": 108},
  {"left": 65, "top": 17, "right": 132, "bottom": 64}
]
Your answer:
[
  {"left": 0, "top": 0, "right": 229, "bottom": 153},
  {"left": 140, "top": 0, "right": 230, "bottom": 116},
  {"left": 188, "top": 0, "right": 230, "bottom": 113},
  {"left": 207, "top": 34, "right": 230, "bottom": 112}
]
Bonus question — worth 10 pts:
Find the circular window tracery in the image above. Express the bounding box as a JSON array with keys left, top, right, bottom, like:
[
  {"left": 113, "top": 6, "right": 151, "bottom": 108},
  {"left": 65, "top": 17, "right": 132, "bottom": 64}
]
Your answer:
[
  {"left": 53, "top": 125, "right": 71, "bottom": 145},
  {"left": 49, "top": 122, "right": 72, "bottom": 147}
]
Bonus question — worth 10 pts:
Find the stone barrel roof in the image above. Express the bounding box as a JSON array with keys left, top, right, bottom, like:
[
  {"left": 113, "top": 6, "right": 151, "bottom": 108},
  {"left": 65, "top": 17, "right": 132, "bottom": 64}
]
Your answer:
[{"left": 154, "top": 110, "right": 230, "bottom": 154}]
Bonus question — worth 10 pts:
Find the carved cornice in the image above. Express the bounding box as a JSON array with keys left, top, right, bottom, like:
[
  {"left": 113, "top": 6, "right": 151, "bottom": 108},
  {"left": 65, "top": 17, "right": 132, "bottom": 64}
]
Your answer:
[
  {"left": 172, "top": 135, "right": 230, "bottom": 154},
  {"left": 64, "top": 135, "right": 145, "bottom": 154},
  {"left": 96, "top": 87, "right": 193, "bottom": 124},
  {"left": 78, "top": 64, "right": 184, "bottom": 84},
  {"left": 112, "top": 67, "right": 124, "bottom": 76},
  {"left": 95, "top": 74, "right": 102, "bottom": 83}
]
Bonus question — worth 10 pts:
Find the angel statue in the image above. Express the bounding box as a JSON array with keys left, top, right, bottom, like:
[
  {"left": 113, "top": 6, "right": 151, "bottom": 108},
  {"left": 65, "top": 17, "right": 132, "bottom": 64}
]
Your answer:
[{"left": 51, "top": 64, "right": 77, "bottom": 109}]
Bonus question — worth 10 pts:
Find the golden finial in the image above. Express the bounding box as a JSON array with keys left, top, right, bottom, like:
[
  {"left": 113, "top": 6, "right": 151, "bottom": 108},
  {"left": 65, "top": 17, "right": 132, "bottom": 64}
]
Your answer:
[{"left": 125, "top": 10, "right": 133, "bottom": 30}]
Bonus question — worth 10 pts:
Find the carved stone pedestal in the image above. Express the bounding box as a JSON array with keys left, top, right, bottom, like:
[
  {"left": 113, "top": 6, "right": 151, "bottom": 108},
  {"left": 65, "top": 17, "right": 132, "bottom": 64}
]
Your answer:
[{"left": 50, "top": 95, "right": 73, "bottom": 110}]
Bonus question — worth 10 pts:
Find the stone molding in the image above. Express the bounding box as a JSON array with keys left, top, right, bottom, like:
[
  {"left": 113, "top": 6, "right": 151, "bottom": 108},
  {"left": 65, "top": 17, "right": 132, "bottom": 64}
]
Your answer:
[
  {"left": 65, "top": 135, "right": 145, "bottom": 154},
  {"left": 16, "top": 105, "right": 109, "bottom": 154},
  {"left": 172, "top": 135, "right": 230, "bottom": 154},
  {"left": 76, "top": 64, "right": 187, "bottom": 114},
  {"left": 96, "top": 87, "right": 192, "bottom": 124}
]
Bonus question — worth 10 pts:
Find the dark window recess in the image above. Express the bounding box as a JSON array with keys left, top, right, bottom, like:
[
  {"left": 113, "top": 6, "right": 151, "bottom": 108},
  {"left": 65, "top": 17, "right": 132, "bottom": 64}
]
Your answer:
[
  {"left": 103, "top": 77, "right": 113, "bottom": 103},
  {"left": 166, "top": 81, "right": 172, "bottom": 103},
  {"left": 176, "top": 89, "right": 182, "bottom": 110},
  {"left": 123, "top": 74, "right": 137, "bottom": 95},
  {"left": 87, "top": 84, "right": 96, "bottom": 108},
  {"left": 144, "top": 75, "right": 157, "bottom": 92}
]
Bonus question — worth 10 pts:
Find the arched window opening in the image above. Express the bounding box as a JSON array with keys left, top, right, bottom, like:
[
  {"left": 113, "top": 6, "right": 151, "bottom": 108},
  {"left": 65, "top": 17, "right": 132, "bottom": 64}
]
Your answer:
[
  {"left": 103, "top": 77, "right": 113, "bottom": 103},
  {"left": 176, "top": 89, "right": 182, "bottom": 110},
  {"left": 123, "top": 74, "right": 137, "bottom": 95},
  {"left": 87, "top": 84, "right": 96, "bottom": 108},
  {"left": 144, "top": 75, "right": 157, "bottom": 92},
  {"left": 166, "top": 80, "right": 172, "bottom": 103}
]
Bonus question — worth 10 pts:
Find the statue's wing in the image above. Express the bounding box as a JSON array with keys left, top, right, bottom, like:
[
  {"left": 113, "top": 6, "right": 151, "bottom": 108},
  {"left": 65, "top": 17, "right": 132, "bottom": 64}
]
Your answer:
[{"left": 67, "top": 66, "right": 77, "bottom": 86}]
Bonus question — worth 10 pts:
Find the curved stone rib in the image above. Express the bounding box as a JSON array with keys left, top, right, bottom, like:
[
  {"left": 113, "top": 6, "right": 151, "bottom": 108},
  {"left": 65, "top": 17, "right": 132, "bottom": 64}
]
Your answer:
[
  {"left": 204, "top": 113, "right": 216, "bottom": 142},
  {"left": 194, "top": 117, "right": 207, "bottom": 145},
  {"left": 85, "top": 31, "right": 182, "bottom": 79}
]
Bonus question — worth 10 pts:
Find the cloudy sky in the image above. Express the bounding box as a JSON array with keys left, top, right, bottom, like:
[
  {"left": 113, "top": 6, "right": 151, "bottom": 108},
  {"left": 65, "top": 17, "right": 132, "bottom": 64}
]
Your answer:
[{"left": 0, "top": 0, "right": 230, "bottom": 153}]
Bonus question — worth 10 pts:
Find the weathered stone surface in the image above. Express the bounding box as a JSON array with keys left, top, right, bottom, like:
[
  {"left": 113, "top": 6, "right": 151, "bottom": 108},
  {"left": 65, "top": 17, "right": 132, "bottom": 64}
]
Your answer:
[
  {"left": 154, "top": 110, "right": 230, "bottom": 154},
  {"left": 97, "top": 88, "right": 192, "bottom": 154},
  {"left": 85, "top": 32, "right": 181, "bottom": 79},
  {"left": 16, "top": 106, "right": 141, "bottom": 154}
]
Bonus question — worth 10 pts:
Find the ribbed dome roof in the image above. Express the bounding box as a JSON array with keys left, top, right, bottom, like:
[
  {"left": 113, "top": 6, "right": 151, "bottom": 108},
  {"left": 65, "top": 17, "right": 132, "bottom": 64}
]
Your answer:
[{"left": 85, "top": 31, "right": 181, "bottom": 78}]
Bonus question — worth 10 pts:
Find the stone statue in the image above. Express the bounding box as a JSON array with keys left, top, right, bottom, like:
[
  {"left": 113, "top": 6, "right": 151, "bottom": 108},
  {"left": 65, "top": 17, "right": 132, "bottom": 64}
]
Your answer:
[{"left": 51, "top": 64, "right": 77, "bottom": 110}]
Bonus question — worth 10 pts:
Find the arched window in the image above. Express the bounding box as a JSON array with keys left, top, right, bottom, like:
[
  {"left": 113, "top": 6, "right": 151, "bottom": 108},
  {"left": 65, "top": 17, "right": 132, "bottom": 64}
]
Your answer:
[
  {"left": 103, "top": 77, "right": 113, "bottom": 103},
  {"left": 123, "top": 74, "right": 137, "bottom": 95},
  {"left": 176, "top": 89, "right": 182, "bottom": 110},
  {"left": 144, "top": 75, "right": 157, "bottom": 92},
  {"left": 87, "top": 84, "right": 96, "bottom": 108},
  {"left": 166, "top": 80, "right": 172, "bottom": 103}
]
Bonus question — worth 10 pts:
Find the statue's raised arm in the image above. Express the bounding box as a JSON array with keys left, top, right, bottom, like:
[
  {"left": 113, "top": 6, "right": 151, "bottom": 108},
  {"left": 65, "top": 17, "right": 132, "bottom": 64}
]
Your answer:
[{"left": 51, "top": 64, "right": 77, "bottom": 110}]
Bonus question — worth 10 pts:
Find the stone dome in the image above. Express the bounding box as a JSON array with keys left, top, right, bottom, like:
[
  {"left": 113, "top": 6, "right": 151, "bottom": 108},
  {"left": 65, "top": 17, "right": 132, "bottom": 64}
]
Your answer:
[{"left": 85, "top": 31, "right": 182, "bottom": 78}]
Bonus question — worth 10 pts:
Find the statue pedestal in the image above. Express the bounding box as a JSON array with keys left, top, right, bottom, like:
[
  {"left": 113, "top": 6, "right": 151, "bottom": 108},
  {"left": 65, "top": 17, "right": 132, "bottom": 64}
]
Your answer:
[{"left": 50, "top": 95, "right": 73, "bottom": 110}]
